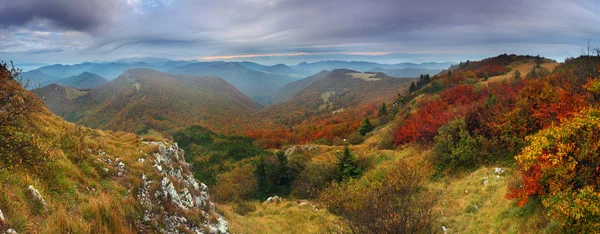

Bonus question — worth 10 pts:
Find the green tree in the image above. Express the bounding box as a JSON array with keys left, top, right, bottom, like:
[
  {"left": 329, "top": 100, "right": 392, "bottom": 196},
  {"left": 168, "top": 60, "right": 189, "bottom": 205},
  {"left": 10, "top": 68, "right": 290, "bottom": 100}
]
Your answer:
[
  {"left": 408, "top": 81, "right": 417, "bottom": 93},
  {"left": 528, "top": 65, "right": 537, "bottom": 78},
  {"left": 255, "top": 155, "right": 269, "bottom": 200},
  {"left": 514, "top": 69, "right": 521, "bottom": 80},
  {"left": 254, "top": 152, "right": 295, "bottom": 200},
  {"left": 434, "top": 118, "right": 483, "bottom": 172},
  {"left": 275, "top": 151, "right": 293, "bottom": 195},
  {"left": 335, "top": 144, "right": 362, "bottom": 182},
  {"left": 358, "top": 118, "right": 374, "bottom": 136},
  {"left": 378, "top": 103, "right": 387, "bottom": 117}
]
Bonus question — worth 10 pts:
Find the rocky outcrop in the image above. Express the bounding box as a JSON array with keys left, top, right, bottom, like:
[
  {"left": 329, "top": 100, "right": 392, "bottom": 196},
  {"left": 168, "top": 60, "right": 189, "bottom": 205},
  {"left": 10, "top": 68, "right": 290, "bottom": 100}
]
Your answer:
[
  {"left": 27, "top": 186, "right": 47, "bottom": 211},
  {"left": 138, "top": 141, "right": 228, "bottom": 233},
  {"left": 284, "top": 145, "right": 319, "bottom": 157}
]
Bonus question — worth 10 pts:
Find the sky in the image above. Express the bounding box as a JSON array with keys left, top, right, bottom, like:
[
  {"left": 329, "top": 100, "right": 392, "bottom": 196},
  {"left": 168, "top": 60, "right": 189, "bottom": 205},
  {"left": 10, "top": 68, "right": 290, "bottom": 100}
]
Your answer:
[{"left": 1, "top": 0, "right": 599, "bottom": 66}]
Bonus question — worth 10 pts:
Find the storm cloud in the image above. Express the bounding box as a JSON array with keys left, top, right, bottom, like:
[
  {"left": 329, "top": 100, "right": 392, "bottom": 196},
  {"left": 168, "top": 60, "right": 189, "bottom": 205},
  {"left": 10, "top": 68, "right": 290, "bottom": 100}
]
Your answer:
[
  {"left": 0, "top": 0, "right": 122, "bottom": 31},
  {"left": 1, "top": 0, "right": 599, "bottom": 64}
]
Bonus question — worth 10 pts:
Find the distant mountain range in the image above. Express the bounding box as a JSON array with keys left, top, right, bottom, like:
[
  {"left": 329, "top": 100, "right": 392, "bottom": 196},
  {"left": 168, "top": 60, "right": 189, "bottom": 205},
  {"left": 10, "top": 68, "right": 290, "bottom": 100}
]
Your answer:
[
  {"left": 292, "top": 61, "right": 453, "bottom": 74},
  {"left": 22, "top": 57, "right": 454, "bottom": 104}
]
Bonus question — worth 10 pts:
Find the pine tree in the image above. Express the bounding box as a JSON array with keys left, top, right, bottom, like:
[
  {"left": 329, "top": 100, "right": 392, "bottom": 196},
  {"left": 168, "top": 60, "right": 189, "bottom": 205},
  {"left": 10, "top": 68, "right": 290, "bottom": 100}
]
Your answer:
[
  {"left": 378, "top": 103, "right": 388, "bottom": 117},
  {"left": 275, "top": 151, "right": 293, "bottom": 195},
  {"left": 255, "top": 155, "right": 268, "bottom": 200},
  {"left": 528, "top": 65, "right": 537, "bottom": 78},
  {"left": 408, "top": 81, "right": 417, "bottom": 94},
  {"left": 359, "top": 118, "right": 374, "bottom": 136},
  {"left": 336, "top": 144, "right": 362, "bottom": 182}
]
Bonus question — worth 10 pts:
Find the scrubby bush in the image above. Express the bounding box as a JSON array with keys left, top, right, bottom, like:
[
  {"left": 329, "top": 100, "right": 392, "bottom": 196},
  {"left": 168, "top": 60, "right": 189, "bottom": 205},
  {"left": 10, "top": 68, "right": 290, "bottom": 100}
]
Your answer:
[
  {"left": 291, "top": 162, "right": 336, "bottom": 199},
  {"left": 346, "top": 132, "right": 363, "bottom": 145},
  {"left": 0, "top": 61, "right": 46, "bottom": 170},
  {"left": 433, "top": 118, "right": 484, "bottom": 172},
  {"left": 213, "top": 164, "right": 257, "bottom": 202},
  {"left": 320, "top": 159, "right": 436, "bottom": 233}
]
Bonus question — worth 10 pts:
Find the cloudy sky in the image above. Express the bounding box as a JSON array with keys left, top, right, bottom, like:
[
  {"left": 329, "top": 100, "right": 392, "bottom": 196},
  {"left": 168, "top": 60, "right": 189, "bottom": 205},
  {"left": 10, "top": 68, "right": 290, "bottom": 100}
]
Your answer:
[{"left": 1, "top": 0, "right": 599, "bottom": 65}]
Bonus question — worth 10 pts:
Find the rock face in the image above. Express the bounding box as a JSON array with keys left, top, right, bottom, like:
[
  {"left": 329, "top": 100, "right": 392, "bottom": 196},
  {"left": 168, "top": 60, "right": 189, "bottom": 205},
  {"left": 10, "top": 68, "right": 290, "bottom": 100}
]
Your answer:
[{"left": 139, "top": 141, "right": 228, "bottom": 234}]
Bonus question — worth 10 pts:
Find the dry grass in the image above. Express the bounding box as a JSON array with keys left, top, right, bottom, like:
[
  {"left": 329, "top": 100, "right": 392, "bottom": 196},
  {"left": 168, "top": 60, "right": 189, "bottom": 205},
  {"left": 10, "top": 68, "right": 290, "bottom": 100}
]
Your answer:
[
  {"left": 0, "top": 110, "right": 156, "bottom": 233},
  {"left": 347, "top": 72, "right": 382, "bottom": 81},
  {"left": 218, "top": 201, "right": 346, "bottom": 234},
  {"left": 64, "top": 87, "right": 88, "bottom": 100},
  {"left": 485, "top": 62, "right": 559, "bottom": 84}
]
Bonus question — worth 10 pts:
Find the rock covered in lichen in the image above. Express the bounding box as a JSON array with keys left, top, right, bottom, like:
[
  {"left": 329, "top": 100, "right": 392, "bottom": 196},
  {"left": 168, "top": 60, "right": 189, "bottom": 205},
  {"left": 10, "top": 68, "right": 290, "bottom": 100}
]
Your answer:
[{"left": 139, "top": 141, "right": 228, "bottom": 233}]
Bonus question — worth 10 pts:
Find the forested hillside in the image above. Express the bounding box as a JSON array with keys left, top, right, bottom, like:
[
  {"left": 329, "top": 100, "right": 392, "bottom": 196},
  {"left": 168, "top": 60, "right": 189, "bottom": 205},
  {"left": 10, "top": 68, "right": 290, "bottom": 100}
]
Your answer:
[
  {"left": 33, "top": 69, "right": 262, "bottom": 136},
  {"left": 247, "top": 69, "right": 415, "bottom": 147}
]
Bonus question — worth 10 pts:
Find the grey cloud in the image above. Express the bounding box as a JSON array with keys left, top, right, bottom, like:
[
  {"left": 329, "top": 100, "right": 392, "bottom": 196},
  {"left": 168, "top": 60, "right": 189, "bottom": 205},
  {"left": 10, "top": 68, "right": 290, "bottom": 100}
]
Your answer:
[
  {"left": 0, "top": 0, "right": 122, "bottom": 31},
  {"left": 2, "top": 0, "right": 599, "bottom": 64}
]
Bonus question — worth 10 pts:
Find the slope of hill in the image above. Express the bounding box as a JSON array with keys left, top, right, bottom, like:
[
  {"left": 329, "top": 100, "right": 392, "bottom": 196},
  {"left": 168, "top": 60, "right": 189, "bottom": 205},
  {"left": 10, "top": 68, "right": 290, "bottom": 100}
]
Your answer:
[
  {"left": 56, "top": 72, "right": 109, "bottom": 89},
  {"left": 246, "top": 69, "right": 414, "bottom": 147},
  {"left": 262, "top": 69, "right": 412, "bottom": 119},
  {"left": 0, "top": 65, "right": 228, "bottom": 233},
  {"left": 32, "top": 84, "right": 87, "bottom": 118},
  {"left": 270, "top": 70, "right": 330, "bottom": 104},
  {"left": 368, "top": 67, "right": 441, "bottom": 78},
  {"left": 170, "top": 62, "right": 298, "bottom": 104},
  {"left": 34, "top": 69, "right": 262, "bottom": 136}
]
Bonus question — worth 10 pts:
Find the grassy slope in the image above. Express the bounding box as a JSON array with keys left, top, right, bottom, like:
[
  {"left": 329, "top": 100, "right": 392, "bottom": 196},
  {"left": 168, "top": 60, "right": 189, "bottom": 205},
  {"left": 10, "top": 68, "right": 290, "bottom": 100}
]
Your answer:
[
  {"left": 218, "top": 201, "right": 346, "bottom": 234},
  {"left": 1, "top": 80, "right": 225, "bottom": 233},
  {"left": 485, "top": 61, "right": 559, "bottom": 84},
  {"left": 1, "top": 108, "right": 147, "bottom": 233}
]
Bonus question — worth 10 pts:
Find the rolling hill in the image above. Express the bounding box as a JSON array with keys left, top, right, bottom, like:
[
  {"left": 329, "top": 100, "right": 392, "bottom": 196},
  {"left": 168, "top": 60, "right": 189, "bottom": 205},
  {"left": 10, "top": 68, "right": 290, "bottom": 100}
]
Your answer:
[
  {"left": 169, "top": 62, "right": 298, "bottom": 104},
  {"left": 270, "top": 70, "right": 330, "bottom": 103},
  {"left": 56, "top": 72, "right": 109, "bottom": 89},
  {"left": 262, "top": 69, "right": 413, "bottom": 119},
  {"left": 32, "top": 84, "right": 88, "bottom": 118},
  {"left": 34, "top": 69, "right": 262, "bottom": 136}
]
